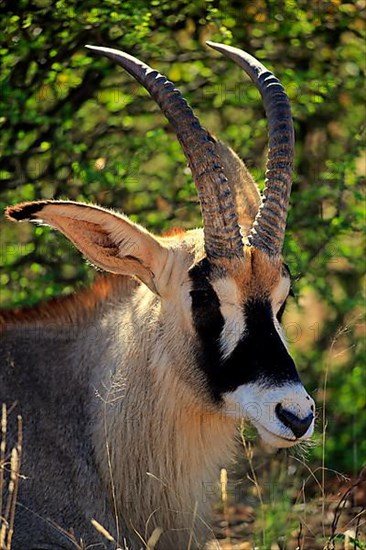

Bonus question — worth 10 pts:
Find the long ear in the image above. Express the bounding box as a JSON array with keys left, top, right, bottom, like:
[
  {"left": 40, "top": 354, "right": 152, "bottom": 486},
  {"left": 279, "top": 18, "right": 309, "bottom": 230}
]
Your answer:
[
  {"left": 215, "top": 140, "right": 261, "bottom": 237},
  {"left": 5, "top": 201, "right": 169, "bottom": 294}
]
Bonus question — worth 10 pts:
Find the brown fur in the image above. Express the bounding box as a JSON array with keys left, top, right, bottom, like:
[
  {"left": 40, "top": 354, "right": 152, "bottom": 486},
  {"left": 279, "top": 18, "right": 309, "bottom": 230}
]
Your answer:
[
  {"left": 214, "top": 247, "right": 283, "bottom": 300},
  {"left": 0, "top": 275, "right": 135, "bottom": 329},
  {"left": 161, "top": 227, "right": 186, "bottom": 238}
]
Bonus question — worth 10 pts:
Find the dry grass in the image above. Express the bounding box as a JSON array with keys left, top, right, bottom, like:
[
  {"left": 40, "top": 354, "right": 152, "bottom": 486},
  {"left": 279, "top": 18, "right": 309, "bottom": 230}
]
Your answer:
[
  {"left": 0, "top": 404, "right": 22, "bottom": 550},
  {"left": 209, "top": 453, "right": 365, "bottom": 550}
]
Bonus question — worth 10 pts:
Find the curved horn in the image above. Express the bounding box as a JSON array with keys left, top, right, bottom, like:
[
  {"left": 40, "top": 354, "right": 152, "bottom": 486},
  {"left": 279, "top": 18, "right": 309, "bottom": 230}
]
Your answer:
[
  {"left": 207, "top": 41, "right": 295, "bottom": 257},
  {"left": 85, "top": 45, "right": 243, "bottom": 260}
]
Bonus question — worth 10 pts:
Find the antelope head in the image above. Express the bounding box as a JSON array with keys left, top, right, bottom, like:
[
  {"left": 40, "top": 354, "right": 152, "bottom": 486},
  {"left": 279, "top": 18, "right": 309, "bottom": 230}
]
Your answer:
[{"left": 6, "top": 42, "right": 315, "bottom": 448}]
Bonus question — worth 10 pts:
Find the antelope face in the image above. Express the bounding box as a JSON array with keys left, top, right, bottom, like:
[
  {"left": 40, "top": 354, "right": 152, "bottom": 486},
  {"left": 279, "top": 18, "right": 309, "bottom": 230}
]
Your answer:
[{"left": 188, "top": 248, "right": 315, "bottom": 448}]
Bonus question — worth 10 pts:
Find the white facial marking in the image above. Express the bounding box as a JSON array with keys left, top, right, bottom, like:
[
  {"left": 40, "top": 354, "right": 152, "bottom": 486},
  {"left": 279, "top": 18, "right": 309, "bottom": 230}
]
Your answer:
[
  {"left": 270, "top": 274, "right": 292, "bottom": 348},
  {"left": 272, "top": 274, "right": 291, "bottom": 317},
  {"left": 224, "top": 382, "right": 315, "bottom": 448},
  {"left": 212, "top": 278, "right": 245, "bottom": 360}
]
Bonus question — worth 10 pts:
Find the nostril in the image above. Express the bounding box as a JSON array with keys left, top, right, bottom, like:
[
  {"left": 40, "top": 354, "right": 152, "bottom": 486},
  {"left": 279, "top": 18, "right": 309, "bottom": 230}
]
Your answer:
[{"left": 275, "top": 403, "right": 314, "bottom": 439}]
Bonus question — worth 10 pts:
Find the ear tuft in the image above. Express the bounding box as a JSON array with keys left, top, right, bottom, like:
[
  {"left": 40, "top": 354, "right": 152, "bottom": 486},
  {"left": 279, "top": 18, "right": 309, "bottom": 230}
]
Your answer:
[{"left": 5, "top": 201, "right": 49, "bottom": 222}]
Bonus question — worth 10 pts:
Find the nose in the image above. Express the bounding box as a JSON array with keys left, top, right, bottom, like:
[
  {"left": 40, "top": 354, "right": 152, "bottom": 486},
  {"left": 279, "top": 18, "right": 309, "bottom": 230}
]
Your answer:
[{"left": 275, "top": 403, "right": 314, "bottom": 439}]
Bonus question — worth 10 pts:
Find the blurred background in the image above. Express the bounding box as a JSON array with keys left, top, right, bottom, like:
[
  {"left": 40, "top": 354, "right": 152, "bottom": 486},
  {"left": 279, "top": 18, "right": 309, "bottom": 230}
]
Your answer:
[{"left": 1, "top": 1, "right": 365, "bottom": 548}]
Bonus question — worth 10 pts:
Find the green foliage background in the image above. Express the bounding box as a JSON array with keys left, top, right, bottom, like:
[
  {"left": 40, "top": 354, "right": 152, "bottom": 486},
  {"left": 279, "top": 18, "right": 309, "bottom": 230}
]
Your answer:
[{"left": 0, "top": 0, "right": 365, "bottom": 474}]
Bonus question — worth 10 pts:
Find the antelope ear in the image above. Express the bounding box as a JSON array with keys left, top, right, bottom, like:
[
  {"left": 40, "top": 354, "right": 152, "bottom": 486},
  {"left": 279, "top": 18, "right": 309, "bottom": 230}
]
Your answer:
[
  {"left": 5, "top": 200, "right": 169, "bottom": 294},
  {"left": 215, "top": 140, "right": 261, "bottom": 236}
]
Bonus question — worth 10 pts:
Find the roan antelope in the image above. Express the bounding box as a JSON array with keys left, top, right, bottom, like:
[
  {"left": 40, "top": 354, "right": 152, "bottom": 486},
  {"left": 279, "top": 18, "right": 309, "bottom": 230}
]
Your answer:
[{"left": 1, "top": 42, "right": 315, "bottom": 549}]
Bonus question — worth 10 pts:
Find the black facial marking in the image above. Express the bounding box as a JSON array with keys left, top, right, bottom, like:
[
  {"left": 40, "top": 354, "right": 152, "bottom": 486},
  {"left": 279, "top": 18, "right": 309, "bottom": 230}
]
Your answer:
[
  {"left": 189, "top": 262, "right": 301, "bottom": 402},
  {"left": 276, "top": 299, "right": 287, "bottom": 323},
  {"left": 283, "top": 263, "right": 291, "bottom": 278},
  {"left": 189, "top": 258, "right": 224, "bottom": 352},
  {"left": 276, "top": 263, "right": 294, "bottom": 321}
]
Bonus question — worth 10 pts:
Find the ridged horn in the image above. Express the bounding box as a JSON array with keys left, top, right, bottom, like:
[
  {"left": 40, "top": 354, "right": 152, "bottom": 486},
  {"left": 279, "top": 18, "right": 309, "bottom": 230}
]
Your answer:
[
  {"left": 207, "top": 41, "right": 295, "bottom": 257},
  {"left": 85, "top": 45, "right": 244, "bottom": 260}
]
